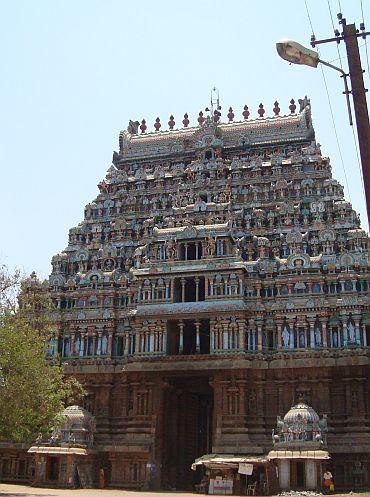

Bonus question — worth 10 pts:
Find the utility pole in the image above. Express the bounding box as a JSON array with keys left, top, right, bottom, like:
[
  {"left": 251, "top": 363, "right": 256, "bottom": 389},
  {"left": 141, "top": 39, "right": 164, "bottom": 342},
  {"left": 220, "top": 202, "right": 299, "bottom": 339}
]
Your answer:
[{"left": 311, "top": 15, "right": 370, "bottom": 227}]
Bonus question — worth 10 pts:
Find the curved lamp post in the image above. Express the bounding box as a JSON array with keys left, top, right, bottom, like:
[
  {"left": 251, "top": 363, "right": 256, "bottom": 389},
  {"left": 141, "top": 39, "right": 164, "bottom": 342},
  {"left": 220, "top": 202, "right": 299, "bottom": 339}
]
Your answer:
[
  {"left": 276, "top": 39, "right": 352, "bottom": 124},
  {"left": 276, "top": 37, "right": 370, "bottom": 227}
]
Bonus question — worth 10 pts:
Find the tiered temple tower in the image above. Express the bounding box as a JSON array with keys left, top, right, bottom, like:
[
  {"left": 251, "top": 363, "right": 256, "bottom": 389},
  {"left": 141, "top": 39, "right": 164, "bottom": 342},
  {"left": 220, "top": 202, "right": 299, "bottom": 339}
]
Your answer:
[{"left": 16, "top": 98, "right": 370, "bottom": 489}]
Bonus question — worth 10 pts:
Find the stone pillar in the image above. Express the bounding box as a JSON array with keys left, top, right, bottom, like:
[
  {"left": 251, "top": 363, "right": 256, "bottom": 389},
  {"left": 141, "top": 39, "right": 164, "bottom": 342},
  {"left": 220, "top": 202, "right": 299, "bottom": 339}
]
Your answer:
[
  {"left": 92, "top": 331, "right": 102, "bottom": 355},
  {"left": 248, "top": 318, "right": 255, "bottom": 350},
  {"left": 181, "top": 278, "right": 186, "bottom": 302},
  {"left": 322, "top": 320, "right": 328, "bottom": 347},
  {"left": 222, "top": 322, "right": 229, "bottom": 350},
  {"left": 279, "top": 459, "right": 290, "bottom": 490},
  {"left": 239, "top": 320, "right": 245, "bottom": 351},
  {"left": 289, "top": 320, "right": 295, "bottom": 349},
  {"left": 93, "top": 332, "right": 98, "bottom": 356},
  {"left": 354, "top": 317, "right": 361, "bottom": 344},
  {"left": 308, "top": 320, "right": 315, "bottom": 348},
  {"left": 257, "top": 322, "right": 263, "bottom": 351},
  {"left": 305, "top": 460, "right": 317, "bottom": 489},
  {"left": 134, "top": 332, "right": 140, "bottom": 354},
  {"left": 210, "top": 320, "right": 215, "bottom": 352},
  {"left": 362, "top": 323, "right": 367, "bottom": 346},
  {"left": 80, "top": 332, "right": 85, "bottom": 356},
  {"left": 162, "top": 327, "right": 167, "bottom": 352},
  {"left": 342, "top": 317, "right": 348, "bottom": 347},
  {"left": 195, "top": 277, "right": 200, "bottom": 302},
  {"left": 276, "top": 322, "right": 282, "bottom": 349},
  {"left": 108, "top": 332, "right": 113, "bottom": 355},
  {"left": 195, "top": 321, "right": 201, "bottom": 353},
  {"left": 184, "top": 243, "right": 188, "bottom": 261},
  {"left": 124, "top": 333, "right": 130, "bottom": 355},
  {"left": 179, "top": 320, "right": 184, "bottom": 354},
  {"left": 153, "top": 329, "right": 158, "bottom": 352},
  {"left": 70, "top": 333, "right": 75, "bottom": 356}
]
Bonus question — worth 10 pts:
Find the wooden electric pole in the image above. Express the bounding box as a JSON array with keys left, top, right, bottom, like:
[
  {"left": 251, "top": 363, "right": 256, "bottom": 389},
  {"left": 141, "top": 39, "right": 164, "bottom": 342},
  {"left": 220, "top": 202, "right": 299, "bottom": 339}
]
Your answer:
[{"left": 311, "top": 15, "right": 370, "bottom": 228}]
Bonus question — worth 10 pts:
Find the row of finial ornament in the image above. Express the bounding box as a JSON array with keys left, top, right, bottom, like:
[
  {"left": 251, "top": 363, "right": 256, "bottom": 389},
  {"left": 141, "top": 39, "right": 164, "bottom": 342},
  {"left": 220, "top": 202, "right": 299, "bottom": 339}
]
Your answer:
[{"left": 137, "top": 99, "right": 298, "bottom": 133}]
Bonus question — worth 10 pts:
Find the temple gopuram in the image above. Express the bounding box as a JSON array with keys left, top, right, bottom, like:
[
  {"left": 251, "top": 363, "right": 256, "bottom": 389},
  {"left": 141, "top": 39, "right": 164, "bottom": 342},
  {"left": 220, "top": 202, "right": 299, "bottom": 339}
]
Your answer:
[{"left": 1, "top": 97, "right": 369, "bottom": 491}]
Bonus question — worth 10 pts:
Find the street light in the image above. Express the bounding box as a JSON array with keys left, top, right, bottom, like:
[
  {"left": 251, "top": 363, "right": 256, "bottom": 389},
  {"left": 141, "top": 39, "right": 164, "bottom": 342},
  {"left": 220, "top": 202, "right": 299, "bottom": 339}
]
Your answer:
[
  {"left": 276, "top": 33, "right": 370, "bottom": 228},
  {"left": 276, "top": 39, "right": 319, "bottom": 67},
  {"left": 276, "top": 39, "right": 352, "bottom": 124}
]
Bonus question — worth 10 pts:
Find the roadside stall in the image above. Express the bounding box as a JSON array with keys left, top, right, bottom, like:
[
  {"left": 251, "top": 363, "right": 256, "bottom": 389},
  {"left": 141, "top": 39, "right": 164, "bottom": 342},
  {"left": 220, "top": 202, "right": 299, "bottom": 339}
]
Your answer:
[{"left": 191, "top": 454, "right": 278, "bottom": 495}]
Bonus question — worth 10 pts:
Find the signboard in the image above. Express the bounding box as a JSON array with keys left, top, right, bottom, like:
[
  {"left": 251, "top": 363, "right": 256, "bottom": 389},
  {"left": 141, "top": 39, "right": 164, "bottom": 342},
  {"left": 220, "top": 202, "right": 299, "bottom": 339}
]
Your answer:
[
  {"left": 238, "top": 463, "right": 253, "bottom": 475},
  {"left": 209, "top": 478, "right": 233, "bottom": 495}
]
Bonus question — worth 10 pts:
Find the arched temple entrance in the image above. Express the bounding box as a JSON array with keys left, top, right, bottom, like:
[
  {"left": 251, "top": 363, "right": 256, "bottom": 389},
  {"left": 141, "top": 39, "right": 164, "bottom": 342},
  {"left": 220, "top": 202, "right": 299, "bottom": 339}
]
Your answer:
[{"left": 162, "top": 375, "right": 213, "bottom": 490}]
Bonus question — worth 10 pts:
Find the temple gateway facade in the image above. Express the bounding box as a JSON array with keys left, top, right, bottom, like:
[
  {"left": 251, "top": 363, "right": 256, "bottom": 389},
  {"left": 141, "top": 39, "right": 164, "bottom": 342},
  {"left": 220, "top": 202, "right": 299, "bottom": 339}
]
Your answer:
[{"left": 1, "top": 98, "right": 369, "bottom": 491}]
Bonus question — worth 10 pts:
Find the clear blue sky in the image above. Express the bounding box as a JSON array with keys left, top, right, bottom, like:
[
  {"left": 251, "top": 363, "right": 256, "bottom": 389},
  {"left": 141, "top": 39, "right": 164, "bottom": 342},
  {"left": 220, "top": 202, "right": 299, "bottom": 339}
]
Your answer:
[{"left": 1, "top": 0, "right": 369, "bottom": 279}]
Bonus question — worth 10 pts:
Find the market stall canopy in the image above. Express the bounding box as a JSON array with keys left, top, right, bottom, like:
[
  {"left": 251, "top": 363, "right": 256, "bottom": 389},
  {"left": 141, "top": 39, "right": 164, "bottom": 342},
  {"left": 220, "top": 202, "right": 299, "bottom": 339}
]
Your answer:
[
  {"left": 28, "top": 446, "right": 88, "bottom": 456},
  {"left": 191, "top": 454, "right": 269, "bottom": 470},
  {"left": 268, "top": 449, "right": 330, "bottom": 460}
]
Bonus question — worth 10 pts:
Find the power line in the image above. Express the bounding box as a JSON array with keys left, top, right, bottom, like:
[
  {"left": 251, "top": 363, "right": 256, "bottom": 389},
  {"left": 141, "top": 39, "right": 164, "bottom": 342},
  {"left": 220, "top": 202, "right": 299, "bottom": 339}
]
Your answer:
[
  {"left": 351, "top": 124, "right": 365, "bottom": 195},
  {"left": 319, "top": 63, "right": 352, "bottom": 203},
  {"left": 327, "top": 0, "right": 344, "bottom": 70},
  {"left": 328, "top": 40, "right": 370, "bottom": 65},
  {"left": 327, "top": 0, "right": 365, "bottom": 201},
  {"left": 360, "top": 0, "right": 370, "bottom": 88},
  {"left": 304, "top": 0, "right": 315, "bottom": 35},
  {"left": 303, "top": 0, "right": 351, "bottom": 201}
]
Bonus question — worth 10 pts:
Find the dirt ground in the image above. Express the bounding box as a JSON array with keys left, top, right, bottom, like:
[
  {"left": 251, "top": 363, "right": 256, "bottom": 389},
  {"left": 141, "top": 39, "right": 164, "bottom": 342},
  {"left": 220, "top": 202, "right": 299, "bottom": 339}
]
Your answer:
[
  {"left": 1, "top": 483, "right": 370, "bottom": 497},
  {"left": 0, "top": 483, "right": 196, "bottom": 497}
]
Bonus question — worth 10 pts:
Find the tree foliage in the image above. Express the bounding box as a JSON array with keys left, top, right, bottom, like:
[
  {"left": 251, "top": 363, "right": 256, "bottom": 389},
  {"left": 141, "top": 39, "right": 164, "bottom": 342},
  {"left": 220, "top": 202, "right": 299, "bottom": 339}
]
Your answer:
[{"left": 0, "top": 266, "right": 84, "bottom": 442}]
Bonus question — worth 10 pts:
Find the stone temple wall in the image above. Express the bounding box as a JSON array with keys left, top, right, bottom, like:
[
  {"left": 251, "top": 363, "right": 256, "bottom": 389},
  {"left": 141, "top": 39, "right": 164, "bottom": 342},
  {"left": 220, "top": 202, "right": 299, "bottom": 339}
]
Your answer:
[{"left": 2, "top": 99, "right": 368, "bottom": 490}]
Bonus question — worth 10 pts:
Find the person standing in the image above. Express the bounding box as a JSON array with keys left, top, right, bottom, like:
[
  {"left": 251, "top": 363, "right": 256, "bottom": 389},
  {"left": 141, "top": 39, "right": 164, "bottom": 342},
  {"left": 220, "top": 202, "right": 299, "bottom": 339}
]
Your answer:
[
  {"left": 323, "top": 469, "right": 333, "bottom": 492},
  {"left": 98, "top": 468, "right": 105, "bottom": 489}
]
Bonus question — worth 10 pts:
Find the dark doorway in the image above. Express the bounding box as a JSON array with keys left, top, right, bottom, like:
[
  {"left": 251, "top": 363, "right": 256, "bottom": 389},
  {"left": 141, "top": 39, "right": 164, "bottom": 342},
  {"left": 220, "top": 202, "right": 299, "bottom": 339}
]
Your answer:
[
  {"left": 198, "top": 277, "right": 205, "bottom": 301},
  {"left": 178, "top": 242, "right": 203, "bottom": 261},
  {"left": 187, "top": 244, "right": 196, "bottom": 261},
  {"left": 264, "top": 330, "right": 274, "bottom": 350},
  {"left": 162, "top": 376, "right": 213, "bottom": 491},
  {"left": 200, "top": 320, "right": 210, "bottom": 354},
  {"left": 185, "top": 279, "right": 196, "bottom": 302},
  {"left": 47, "top": 456, "right": 59, "bottom": 481},
  {"left": 167, "top": 320, "right": 180, "bottom": 355},
  {"left": 174, "top": 279, "right": 182, "bottom": 303},
  {"left": 182, "top": 320, "right": 210, "bottom": 355},
  {"left": 296, "top": 461, "right": 305, "bottom": 488},
  {"left": 183, "top": 320, "right": 196, "bottom": 355}
]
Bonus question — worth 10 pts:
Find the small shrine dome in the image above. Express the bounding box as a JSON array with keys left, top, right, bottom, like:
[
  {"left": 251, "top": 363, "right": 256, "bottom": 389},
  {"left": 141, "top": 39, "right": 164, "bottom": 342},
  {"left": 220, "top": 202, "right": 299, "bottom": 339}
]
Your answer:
[
  {"left": 61, "top": 405, "right": 93, "bottom": 426},
  {"left": 283, "top": 401, "right": 320, "bottom": 425},
  {"left": 59, "top": 405, "right": 95, "bottom": 446},
  {"left": 272, "top": 400, "right": 327, "bottom": 447}
]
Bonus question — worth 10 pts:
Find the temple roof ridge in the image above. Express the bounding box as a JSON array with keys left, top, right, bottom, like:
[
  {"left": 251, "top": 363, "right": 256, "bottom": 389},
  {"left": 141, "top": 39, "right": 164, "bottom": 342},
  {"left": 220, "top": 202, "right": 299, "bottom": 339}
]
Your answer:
[{"left": 114, "top": 98, "right": 313, "bottom": 162}]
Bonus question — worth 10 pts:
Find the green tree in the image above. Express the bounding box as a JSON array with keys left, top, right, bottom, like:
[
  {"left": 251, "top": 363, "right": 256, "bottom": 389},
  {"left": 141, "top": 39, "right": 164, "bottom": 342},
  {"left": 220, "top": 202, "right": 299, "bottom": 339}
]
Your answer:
[{"left": 0, "top": 267, "right": 84, "bottom": 442}]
